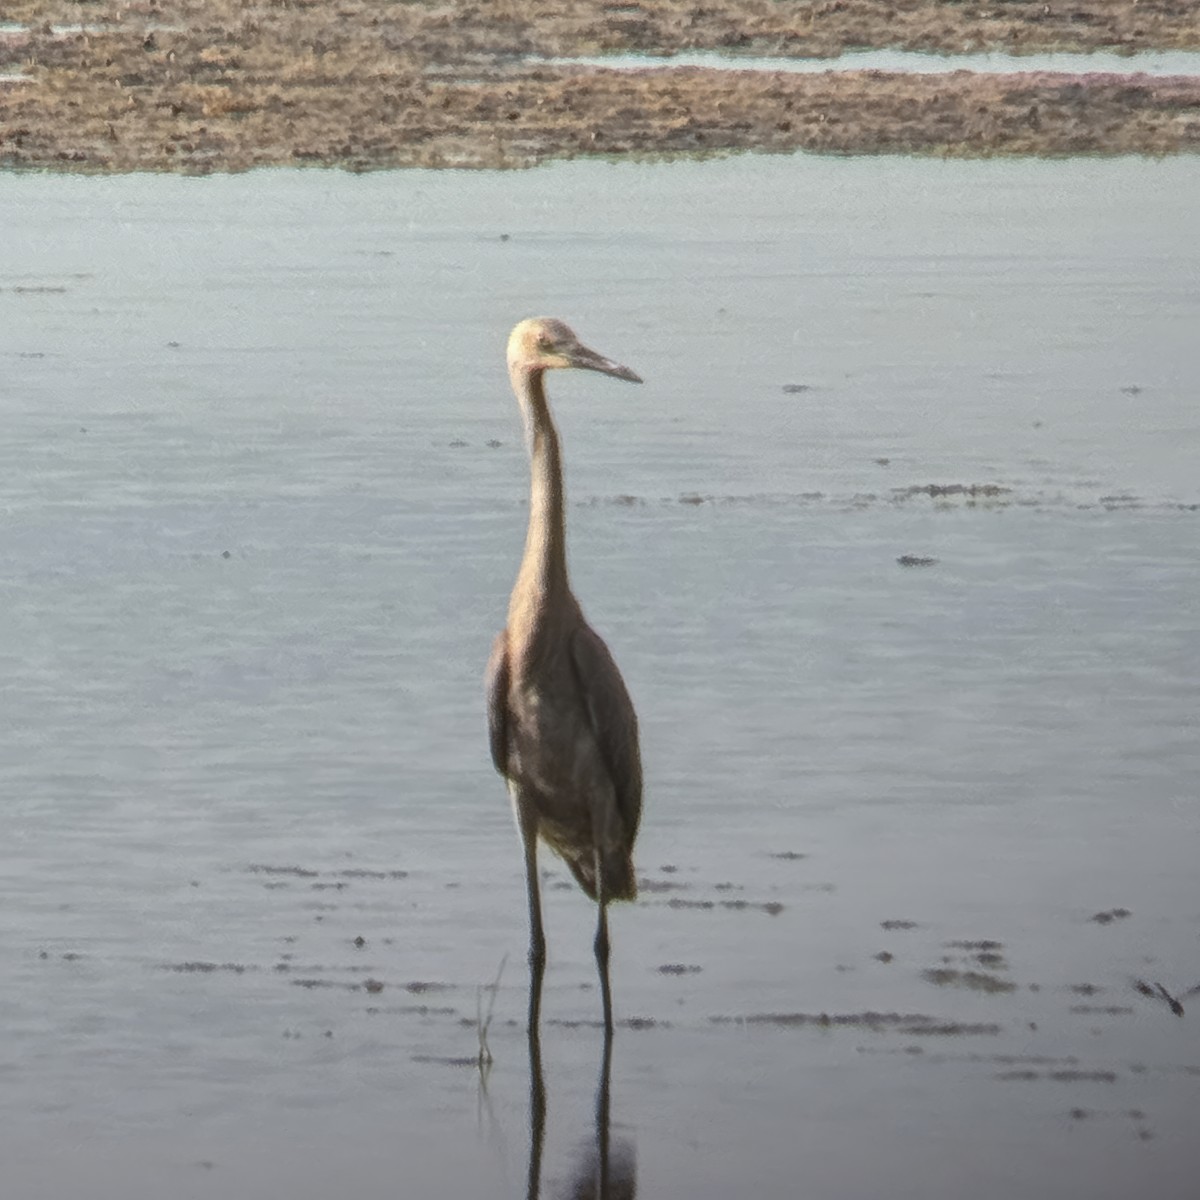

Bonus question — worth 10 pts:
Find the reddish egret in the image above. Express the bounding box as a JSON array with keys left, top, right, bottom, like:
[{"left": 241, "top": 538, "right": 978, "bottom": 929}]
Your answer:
[{"left": 486, "top": 317, "right": 643, "bottom": 1036}]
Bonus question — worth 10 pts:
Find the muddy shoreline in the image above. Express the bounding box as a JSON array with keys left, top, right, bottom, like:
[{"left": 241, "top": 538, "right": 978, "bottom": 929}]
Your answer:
[{"left": 2, "top": 2, "right": 1200, "bottom": 172}]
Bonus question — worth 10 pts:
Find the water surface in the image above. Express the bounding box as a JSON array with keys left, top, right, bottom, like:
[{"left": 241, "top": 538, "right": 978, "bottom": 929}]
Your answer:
[
  {"left": 541, "top": 47, "right": 1200, "bottom": 76},
  {"left": 1, "top": 156, "right": 1198, "bottom": 1200}
]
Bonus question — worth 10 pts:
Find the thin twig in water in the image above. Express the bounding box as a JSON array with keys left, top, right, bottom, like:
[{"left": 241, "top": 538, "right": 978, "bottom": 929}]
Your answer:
[
  {"left": 1134, "top": 977, "right": 1186, "bottom": 1017},
  {"left": 1154, "top": 982, "right": 1185, "bottom": 1018},
  {"left": 477, "top": 954, "right": 508, "bottom": 1071}
]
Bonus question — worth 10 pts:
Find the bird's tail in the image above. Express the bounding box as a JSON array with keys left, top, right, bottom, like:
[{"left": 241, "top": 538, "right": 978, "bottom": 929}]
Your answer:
[{"left": 567, "top": 849, "right": 637, "bottom": 905}]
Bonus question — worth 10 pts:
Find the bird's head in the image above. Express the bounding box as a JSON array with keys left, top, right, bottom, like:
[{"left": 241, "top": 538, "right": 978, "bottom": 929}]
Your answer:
[{"left": 507, "top": 317, "right": 642, "bottom": 384}]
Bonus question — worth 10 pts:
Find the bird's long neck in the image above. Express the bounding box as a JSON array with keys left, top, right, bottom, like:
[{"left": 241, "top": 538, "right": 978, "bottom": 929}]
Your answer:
[{"left": 510, "top": 366, "right": 572, "bottom": 623}]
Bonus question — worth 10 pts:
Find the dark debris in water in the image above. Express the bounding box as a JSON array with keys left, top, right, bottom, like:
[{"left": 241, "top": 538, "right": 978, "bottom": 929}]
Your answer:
[
  {"left": 768, "top": 850, "right": 807, "bottom": 861},
  {"left": 580, "top": 490, "right": 1197, "bottom": 514},
  {"left": 165, "top": 961, "right": 255, "bottom": 974},
  {"left": 665, "top": 897, "right": 784, "bottom": 915},
  {"left": 657, "top": 963, "right": 703, "bottom": 975},
  {"left": 548, "top": 1015, "right": 669, "bottom": 1030},
  {"left": 638, "top": 876, "right": 690, "bottom": 893},
  {"left": 1134, "top": 979, "right": 1185, "bottom": 1017},
  {"left": 712, "top": 1011, "right": 1001, "bottom": 1036},
  {"left": 412, "top": 1054, "right": 480, "bottom": 1068},
  {"left": 624, "top": 1016, "right": 665, "bottom": 1031},
  {"left": 245, "top": 862, "right": 407, "bottom": 885},
  {"left": 366, "top": 1004, "right": 458, "bottom": 1017},
  {"left": 996, "top": 1069, "right": 1119, "bottom": 1083},
  {"left": 923, "top": 968, "right": 1016, "bottom": 994},
  {"left": 868, "top": 1050, "right": 1076, "bottom": 1067},
  {"left": 895, "top": 483, "right": 1012, "bottom": 499},
  {"left": 246, "top": 863, "right": 319, "bottom": 878},
  {"left": 291, "top": 978, "right": 360, "bottom": 991},
  {"left": 1090, "top": 907, "right": 1131, "bottom": 924},
  {"left": 881, "top": 919, "right": 919, "bottom": 931},
  {"left": 944, "top": 940, "right": 1008, "bottom": 971},
  {"left": 897, "top": 554, "right": 938, "bottom": 567},
  {"left": 722, "top": 898, "right": 785, "bottom": 915}
]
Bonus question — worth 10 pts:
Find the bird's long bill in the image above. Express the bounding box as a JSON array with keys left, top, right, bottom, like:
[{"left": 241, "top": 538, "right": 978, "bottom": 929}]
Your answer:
[{"left": 568, "top": 343, "right": 643, "bottom": 384}]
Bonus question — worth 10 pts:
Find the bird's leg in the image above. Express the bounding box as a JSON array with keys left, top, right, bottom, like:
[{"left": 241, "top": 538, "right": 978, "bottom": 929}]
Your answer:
[
  {"left": 593, "top": 847, "right": 613, "bottom": 1037},
  {"left": 520, "top": 811, "right": 546, "bottom": 1031}
]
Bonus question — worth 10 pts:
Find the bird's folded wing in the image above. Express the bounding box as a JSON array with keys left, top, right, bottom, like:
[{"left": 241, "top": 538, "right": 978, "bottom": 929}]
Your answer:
[
  {"left": 485, "top": 631, "right": 510, "bottom": 775},
  {"left": 569, "top": 625, "right": 643, "bottom": 841}
]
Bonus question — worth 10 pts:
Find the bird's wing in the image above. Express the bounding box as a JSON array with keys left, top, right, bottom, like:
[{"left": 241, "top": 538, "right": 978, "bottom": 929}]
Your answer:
[
  {"left": 569, "top": 624, "right": 643, "bottom": 841},
  {"left": 485, "top": 631, "right": 510, "bottom": 776}
]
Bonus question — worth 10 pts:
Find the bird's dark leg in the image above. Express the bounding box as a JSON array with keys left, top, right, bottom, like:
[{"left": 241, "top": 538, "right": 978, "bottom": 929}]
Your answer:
[
  {"left": 594, "top": 847, "right": 613, "bottom": 1037},
  {"left": 519, "top": 807, "right": 546, "bottom": 1031}
]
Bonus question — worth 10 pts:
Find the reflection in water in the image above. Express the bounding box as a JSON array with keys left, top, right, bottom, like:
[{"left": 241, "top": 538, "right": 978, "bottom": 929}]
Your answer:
[
  {"left": 526, "top": 982, "right": 636, "bottom": 1200},
  {"left": 527, "top": 1014, "right": 547, "bottom": 1200},
  {"left": 563, "top": 1035, "right": 636, "bottom": 1200}
]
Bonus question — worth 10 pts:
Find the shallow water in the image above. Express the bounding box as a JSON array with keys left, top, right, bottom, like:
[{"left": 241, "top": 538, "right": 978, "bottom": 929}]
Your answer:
[
  {"left": 542, "top": 47, "right": 1200, "bottom": 77},
  {"left": 1, "top": 156, "right": 1198, "bottom": 1199}
]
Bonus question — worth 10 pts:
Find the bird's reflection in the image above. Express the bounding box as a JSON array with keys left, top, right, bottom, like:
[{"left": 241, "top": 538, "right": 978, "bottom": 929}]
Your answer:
[{"left": 526, "top": 976, "right": 636, "bottom": 1200}]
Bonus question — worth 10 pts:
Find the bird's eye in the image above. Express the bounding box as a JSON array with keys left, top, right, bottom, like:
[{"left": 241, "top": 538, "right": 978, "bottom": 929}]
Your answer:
[{"left": 537, "top": 335, "right": 553, "bottom": 352}]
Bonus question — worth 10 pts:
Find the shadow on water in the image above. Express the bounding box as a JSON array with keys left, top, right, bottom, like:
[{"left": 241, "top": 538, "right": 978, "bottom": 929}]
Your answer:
[{"left": 527, "top": 969, "right": 636, "bottom": 1200}]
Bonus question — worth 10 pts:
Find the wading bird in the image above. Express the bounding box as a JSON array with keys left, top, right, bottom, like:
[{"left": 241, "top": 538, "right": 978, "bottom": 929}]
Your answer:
[{"left": 486, "top": 317, "right": 643, "bottom": 1037}]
